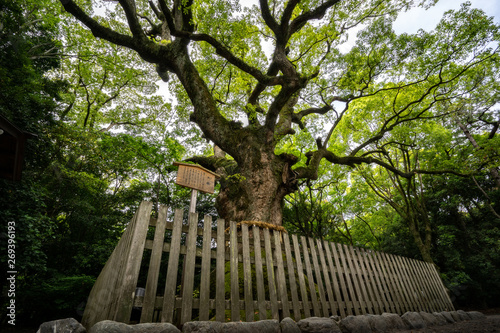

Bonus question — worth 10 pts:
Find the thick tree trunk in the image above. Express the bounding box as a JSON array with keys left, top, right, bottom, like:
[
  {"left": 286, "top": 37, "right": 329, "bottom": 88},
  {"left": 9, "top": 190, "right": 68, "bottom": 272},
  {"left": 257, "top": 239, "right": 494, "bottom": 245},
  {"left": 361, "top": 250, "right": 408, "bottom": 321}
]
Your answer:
[
  {"left": 407, "top": 215, "right": 435, "bottom": 265},
  {"left": 215, "top": 147, "right": 298, "bottom": 226}
]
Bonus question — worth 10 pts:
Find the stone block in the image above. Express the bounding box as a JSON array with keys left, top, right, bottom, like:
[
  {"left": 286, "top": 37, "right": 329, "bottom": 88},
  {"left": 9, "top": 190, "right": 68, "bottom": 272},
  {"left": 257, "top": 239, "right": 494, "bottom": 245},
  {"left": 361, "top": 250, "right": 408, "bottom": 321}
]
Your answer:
[
  {"left": 37, "top": 318, "right": 86, "bottom": 333},
  {"left": 280, "top": 317, "right": 301, "bottom": 333},
  {"left": 419, "top": 311, "right": 438, "bottom": 326},
  {"left": 467, "top": 311, "right": 486, "bottom": 320},
  {"left": 297, "top": 317, "right": 341, "bottom": 333},
  {"left": 182, "top": 321, "right": 223, "bottom": 333},
  {"left": 449, "top": 311, "right": 462, "bottom": 322},
  {"left": 432, "top": 312, "right": 447, "bottom": 326},
  {"left": 440, "top": 311, "right": 455, "bottom": 323},
  {"left": 89, "top": 320, "right": 180, "bottom": 333},
  {"left": 401, "top": 312, "right": 426, "bottom": 329},
  {"left": 381, "top": 313, "right": 407, "bottom": 329},
  {"left": 457, "top": 310, "right": 471, "bottom": 321},
  {"left": 339, "top": 315, "right": 371, "bottom": 333},
  {"left": 365, "top": 314, "right": 387, "bottom": 333},
  {"left": 223, "top": 319, "right": 280, "bottom": 333}
]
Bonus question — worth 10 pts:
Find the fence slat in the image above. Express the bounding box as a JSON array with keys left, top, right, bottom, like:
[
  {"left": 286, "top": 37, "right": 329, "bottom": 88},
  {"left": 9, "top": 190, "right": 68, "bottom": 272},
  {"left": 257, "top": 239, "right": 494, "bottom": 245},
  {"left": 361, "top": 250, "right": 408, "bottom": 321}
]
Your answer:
[
  {"left": 141, "top": 205, "right": 168, "bottom": 323},
  {"left": 418, "top": 258, "right": 441, "bottom": 311},
  {"left": 230, "top": 221, "right": 240, "bottom": 322},
  {"left": 309, "top": 237, "right": 328, "bottom": 316},
  {"left": 345, "top": 245, "right": 370, "bottom": 315},
  {"left": 274, "top": 231, "right": 290, "bottom": 318},
  {"left": 216, "top": 219, "right": 226, "bottom": 322},
  {"left": 82, "top": 210, "right": 137, "bottom": 328},
  {"left": 316, "top": 239, "right": 336, "bottom": 317},
  {"left": 399, "top": 255, "right": 423, "bottom": 312},
  {"left": 380, "top": 252, "right": 405, "bottom": 314},
  {"left": 323, "top": 240, "right": 345, "bottom": 317},
  {"left": 264, "top": 228, "right": 279, "bottom": 320},
  {"left": 392, "top": 254, "right": 413, "bottom": 313},
  {"left": 370, "top": 250, "right": 396, "bottom": 313},
  {"left": 241, "top": 224, "right": 254, "bottom": 322},
  {"left": 431, "top": 261, "right": 455, "bottom": 311},
  {"left": 199, "top": 215, "right": 213, "bottom": 321},
  {"left": 337, "top": 243, "right": 360, "bottom": 315},
  {"left": 420, "top": 260, "right": 452, "bottom": 311},
  {"left": 415, "top": 258, "right": 437, "bottom": 311},
  {"left": 107, "top": 212, "right": 137, "bottom": 322},
  {"left": 352, "top": 247, "right": 377, "bottom": 314},
  {"left": 115, "top": 201, "right": 152, "bottom": 323},
  {"left": 418, "top": 260, "right": 441, "bottom": 311},
  {"left": 393, "top": 255, "right": 418, "bottom": 312},
  {"left": 361, "top": 249, "right": 386, "bottom": 314},
  {"left": 301, "top": 236, "right": 321, "bottom": 317},
  {"left": 329, "top": 242, "right": 352, "bottom": 316},
  {"left": 180, "top": 212, "right": 199, "bottom": 324},
  {"left": 161, "top": 209, "right": 183, "bottom": 323},
  {"left": 292, "top": 234, "right": 310, "bottom": 318},
  {"left": 253, "top": 226, "right": 267, "bottom": 321},
  {"left": 283, "top": 233, "right": 301, "bottom": 321}
]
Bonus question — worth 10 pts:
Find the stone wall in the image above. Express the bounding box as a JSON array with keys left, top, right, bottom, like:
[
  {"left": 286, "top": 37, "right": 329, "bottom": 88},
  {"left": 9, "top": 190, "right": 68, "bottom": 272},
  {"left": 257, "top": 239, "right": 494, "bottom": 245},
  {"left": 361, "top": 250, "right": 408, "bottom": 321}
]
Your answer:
[{"left": 37, "top": 310, "right": 486, "bottom": 333}]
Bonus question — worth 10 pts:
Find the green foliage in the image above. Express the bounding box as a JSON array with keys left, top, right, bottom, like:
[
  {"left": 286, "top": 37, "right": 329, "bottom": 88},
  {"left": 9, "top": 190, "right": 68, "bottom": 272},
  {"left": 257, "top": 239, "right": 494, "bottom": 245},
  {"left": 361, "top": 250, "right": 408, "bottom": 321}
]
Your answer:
[
  {"left": 0, "top": 0, "right": 190, "bottom": 326},
  {"left": 17, "top": 275, "right": 95, "bottom": 323}
]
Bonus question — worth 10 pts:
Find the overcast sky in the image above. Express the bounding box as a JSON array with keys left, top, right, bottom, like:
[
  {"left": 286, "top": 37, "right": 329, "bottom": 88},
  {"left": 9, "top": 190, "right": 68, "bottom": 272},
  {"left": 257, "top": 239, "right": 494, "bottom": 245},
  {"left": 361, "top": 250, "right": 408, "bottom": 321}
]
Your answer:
[
  {"left": 238, "top": 0, "right": 499, "bottom": 33},
  {"left": 393, "top": 0, "right": 500, "bottom": 33}
]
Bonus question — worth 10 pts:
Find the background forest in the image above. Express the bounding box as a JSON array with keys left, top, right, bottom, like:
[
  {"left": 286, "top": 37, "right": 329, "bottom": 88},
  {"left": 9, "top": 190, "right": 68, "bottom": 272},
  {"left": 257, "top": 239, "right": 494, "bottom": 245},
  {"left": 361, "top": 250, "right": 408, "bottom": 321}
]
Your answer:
[{"left": 1, "top": 0, "right": 499, "bottom": 328}]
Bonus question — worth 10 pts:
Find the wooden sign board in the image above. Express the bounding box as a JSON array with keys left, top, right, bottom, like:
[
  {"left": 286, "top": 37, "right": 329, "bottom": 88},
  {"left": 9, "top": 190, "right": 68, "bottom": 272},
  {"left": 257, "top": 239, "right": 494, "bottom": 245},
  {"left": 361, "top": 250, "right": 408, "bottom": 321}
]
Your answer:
[{"left": 173, "top": 162, "right": 220, "bottom": 194}]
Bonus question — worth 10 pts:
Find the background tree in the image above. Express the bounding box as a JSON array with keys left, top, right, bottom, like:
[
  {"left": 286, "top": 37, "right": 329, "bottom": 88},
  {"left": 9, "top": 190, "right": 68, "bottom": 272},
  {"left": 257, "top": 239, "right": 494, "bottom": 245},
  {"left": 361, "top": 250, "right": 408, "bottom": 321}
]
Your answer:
[{"left": 0, "top": 0, "right": 192, "bottom": 325}]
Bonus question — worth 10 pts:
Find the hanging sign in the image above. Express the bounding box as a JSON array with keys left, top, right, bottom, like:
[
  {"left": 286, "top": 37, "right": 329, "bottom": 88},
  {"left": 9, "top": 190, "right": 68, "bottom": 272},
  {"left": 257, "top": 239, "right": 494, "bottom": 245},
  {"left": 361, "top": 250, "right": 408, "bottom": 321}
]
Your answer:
[{"left": 173, "top": 162, "right": 220, "bottom": 194}]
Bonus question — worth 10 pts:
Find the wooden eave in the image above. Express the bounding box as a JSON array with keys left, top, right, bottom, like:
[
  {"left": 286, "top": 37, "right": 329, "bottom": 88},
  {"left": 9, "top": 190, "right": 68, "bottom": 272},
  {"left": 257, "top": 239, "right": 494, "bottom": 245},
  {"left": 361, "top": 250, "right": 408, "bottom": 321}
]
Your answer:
[{"left": 0, "top": 114, "right": 36, "bottom": 181}]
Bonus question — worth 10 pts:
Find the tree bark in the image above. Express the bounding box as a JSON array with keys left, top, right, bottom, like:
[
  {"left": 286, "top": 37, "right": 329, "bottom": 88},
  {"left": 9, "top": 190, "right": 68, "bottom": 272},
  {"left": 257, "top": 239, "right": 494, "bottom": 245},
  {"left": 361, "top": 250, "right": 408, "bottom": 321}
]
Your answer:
[{"left": 192, "top": 133, "right": 299, "bottom": 226}]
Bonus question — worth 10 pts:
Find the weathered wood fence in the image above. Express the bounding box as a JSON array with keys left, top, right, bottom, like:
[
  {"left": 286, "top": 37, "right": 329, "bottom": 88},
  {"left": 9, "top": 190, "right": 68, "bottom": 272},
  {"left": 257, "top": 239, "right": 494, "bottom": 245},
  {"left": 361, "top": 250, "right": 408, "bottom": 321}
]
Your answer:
[{"left": 82, "top": 201, "right": 454, "bottom": 329}]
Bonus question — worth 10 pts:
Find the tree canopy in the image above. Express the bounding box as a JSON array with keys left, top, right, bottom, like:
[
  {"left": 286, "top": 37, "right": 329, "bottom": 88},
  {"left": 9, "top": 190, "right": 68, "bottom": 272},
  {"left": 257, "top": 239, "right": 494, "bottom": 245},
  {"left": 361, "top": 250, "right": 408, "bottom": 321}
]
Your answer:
[{"left": 58, "top": 0, "right": 499, "bottom": 227}]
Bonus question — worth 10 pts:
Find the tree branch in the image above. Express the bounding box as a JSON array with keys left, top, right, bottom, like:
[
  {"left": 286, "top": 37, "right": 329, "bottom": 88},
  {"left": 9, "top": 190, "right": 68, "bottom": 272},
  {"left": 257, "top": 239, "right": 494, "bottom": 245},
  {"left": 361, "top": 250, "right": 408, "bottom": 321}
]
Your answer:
[
  {"left": 59, "top": 0, "right": 141, "bottom": 51},
  {"left": 259, "top": 0, "right": 280, "bottom": 36},
  {"left": 289, "top": 0, "right": 341, "bottom": 36}
]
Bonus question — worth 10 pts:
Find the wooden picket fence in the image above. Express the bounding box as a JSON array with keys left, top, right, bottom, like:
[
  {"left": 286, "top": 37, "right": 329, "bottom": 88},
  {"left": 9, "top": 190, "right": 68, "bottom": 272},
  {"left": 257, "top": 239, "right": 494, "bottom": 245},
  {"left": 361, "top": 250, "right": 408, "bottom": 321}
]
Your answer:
[{"left": 82, "top": 201, "right": 454, "bottom": 329}]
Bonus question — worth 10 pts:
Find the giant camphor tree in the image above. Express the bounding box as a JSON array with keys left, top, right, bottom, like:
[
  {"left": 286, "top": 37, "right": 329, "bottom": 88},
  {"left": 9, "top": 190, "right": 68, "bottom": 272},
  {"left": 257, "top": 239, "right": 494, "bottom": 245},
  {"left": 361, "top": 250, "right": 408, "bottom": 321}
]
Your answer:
[{"left": 58, "top": 0, "right": 499, "bottom": 226}]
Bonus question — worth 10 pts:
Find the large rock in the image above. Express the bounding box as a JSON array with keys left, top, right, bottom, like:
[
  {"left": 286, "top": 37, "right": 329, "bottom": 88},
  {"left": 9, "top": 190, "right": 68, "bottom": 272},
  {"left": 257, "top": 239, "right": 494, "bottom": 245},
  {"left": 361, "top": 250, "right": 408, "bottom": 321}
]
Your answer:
[
  {"left": 365, "top": 314, "right": 387, "bottom": 333},
  {"left": 449, "top": 311, "right": 462, "bottom": 322},
  {"left": 89, "top": 320, "right": 180, "bottom": 333},
  {"left": 182, "top": 321, "right": 223, "bottom": 333},
  {"left": 467, "top": 311, "right": 486, "bottom": 320},
  {"left": 457, "top": 310, "right": 471, "bottom": 321},
  {"left": 89, "top": 321, "right": 131, "bottom": 333},
  {"left": 401, "top": 312, "right": 426, "bottom": 329},
  {"left": 297, "top": 317, "right": 341, "bottom": 333},
  {"left": 440, "top": 311, "right": 455, "bottom": 323},
  {"left": 280, "top": 317, "right": 301, "bottom": 333},
  {"left": 37, "top": 318, "right": 86, "bottom": 333},
  {"left": 223, "top": 319, "right": 280, "bottom": 333},
  {"left": 381, "top": 313, "right": 407, "bottom": 329},
  {"left": 432, "top": 312, "right": 447, "bottom": 326},
  {"left": 339, "top": 315, "right": 371, "bottom": 333},
  {"left": 419, "top": 311, "right": 438, "bottom": 326}
]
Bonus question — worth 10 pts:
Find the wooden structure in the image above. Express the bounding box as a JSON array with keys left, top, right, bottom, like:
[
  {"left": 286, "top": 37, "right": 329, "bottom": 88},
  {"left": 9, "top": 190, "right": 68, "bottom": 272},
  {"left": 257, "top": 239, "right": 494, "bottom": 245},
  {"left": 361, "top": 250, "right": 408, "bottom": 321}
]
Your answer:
[
  {"left": 0, "top": 114, "right": 35, "bottom": 181},
  {"left": 82, "top": 201, "right": 454, "bottom": 329}
]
